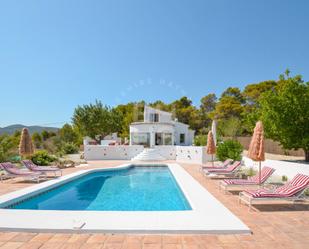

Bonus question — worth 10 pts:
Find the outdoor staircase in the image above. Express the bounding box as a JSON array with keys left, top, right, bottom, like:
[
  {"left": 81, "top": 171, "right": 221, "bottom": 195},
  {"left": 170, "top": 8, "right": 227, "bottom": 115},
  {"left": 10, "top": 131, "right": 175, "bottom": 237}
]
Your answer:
[{"left": 131, "top": 148, "right": 166, "bottom": 161}]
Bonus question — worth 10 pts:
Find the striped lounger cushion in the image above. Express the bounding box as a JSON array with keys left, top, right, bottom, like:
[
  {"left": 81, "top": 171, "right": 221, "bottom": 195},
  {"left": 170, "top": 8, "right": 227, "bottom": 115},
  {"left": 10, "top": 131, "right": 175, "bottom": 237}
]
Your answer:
[
  {"left": 244, "top": 174, "right": 309, "bottom": 198},
  {"left": 223, "top": 167, "right": 274, "bottom": 185},
  {"left": 207, "top": 161, "right": 240, "bottom": 173}
]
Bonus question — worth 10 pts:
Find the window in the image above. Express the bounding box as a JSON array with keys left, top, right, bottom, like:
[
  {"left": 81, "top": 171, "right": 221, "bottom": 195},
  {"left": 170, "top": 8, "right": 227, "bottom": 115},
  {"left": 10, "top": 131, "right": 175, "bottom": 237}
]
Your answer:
[
  {"left": 180, "top": 133, "right": 185, "bottom": 144},
  {"left": 150, "top": 113, "right": 159, "bottom": 122},
  {"left": 131, "top": 133, "right": 150, "bottom": 147},
  {"left": 164, "top": 133, "right": 172, "bottom": 145}
]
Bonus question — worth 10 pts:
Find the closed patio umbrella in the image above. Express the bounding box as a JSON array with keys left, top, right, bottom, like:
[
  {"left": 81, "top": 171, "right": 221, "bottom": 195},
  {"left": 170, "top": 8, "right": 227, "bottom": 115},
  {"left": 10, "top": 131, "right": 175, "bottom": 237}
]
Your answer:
[
  {"left": 211, "top": 120, "right": 217, "bottom": 146},
  {"left": 248, "top": 121, "right": 265, "bottom": 185},
  {"left": 19, "top": 128, "right": 34, "bottom": 157},
  {"left": 206, "top": 131, "right": 216, "bottom": 166}
]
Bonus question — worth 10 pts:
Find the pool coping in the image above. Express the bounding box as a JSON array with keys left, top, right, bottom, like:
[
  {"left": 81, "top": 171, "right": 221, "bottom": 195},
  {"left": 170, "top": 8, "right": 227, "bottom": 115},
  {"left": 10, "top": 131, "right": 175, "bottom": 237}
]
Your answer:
[{"left": 0, "top": 163, "right": 251, "bottom": 234}]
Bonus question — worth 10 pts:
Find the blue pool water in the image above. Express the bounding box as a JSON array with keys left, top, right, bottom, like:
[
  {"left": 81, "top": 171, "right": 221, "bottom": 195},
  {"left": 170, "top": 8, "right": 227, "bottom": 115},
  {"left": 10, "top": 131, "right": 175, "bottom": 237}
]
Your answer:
[{"left": 9, "top": 166, "right": 191, "bottom": 211}]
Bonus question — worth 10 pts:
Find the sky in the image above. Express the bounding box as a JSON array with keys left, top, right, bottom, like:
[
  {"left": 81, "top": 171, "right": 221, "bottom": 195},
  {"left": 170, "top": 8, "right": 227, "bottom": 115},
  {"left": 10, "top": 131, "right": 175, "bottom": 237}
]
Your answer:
[{"left": 0, "top": 0, "right": 308, "bottom": 127}]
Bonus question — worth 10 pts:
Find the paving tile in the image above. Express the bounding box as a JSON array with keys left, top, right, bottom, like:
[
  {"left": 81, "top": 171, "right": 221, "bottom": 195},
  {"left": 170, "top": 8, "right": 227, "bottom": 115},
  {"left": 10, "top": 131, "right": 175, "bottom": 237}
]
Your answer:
[
  {"left": 125, "top": 235, "right": 143, "bottom": 243},
  {"left": 48, "top": 234, "right": 72, "bottom": 243},
  {"left": 59, "top": 242, "right": 83, "bottom": 249},
  {"left": 162, "top": 244, "right": 182, "bottom": 249},
  {"left": 0, "top": 233, "right": 19, "bottom": 242},
  {"left": 30, "top": 233, "right": 54, "bottom": 242},
  {"left": 0, "top": 242, "right": 23, "bottom": 249},
  {"left": 143, "top": 235, "right": 162, "bottom": 244},
  {"left": 162, "top": 235, "right": 182, "bottom": 244},
  {"left": 86, "top": 234, "right": 107, "bottom": 243},
  {"left": 217, "top": 235, "right": 239, "bottom": 244},
  {"left": 102, "top": 243, "right": 123, "bottom": 249},
  {"left": 142, "top": 244, "right": 162, "bottom": 249},
  {"left": 39, "top": 242, "right": 69, "bottom": 249},
  {"left": 80, "top": 243, "right": 103, "bottom": 249},
  {"left": 9, "top": 233, "right": 37, "bottom": 242},
  {"left": 67, "top": 234, "right": 90, "bottom": 243},
  {"left": 105, "top": 235, "right": 126, "bottom": 243},
  {"left": 18, "top": 242, "right": 42, "bottom": 249},
  {"left": 181, "top": 236, "right": 199, "bottom": 244},
  {"left": 182, "top": 244, "right": 201, "bottom": 249},
  {"left": 121, "top": 242, "right": 142, "bottom": 249}
]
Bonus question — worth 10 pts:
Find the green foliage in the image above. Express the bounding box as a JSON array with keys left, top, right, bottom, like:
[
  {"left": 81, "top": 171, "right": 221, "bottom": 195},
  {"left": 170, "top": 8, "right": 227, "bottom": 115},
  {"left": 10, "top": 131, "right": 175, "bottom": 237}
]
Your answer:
[
  {"left": 243, "top": 80, "right": 277, "bottom": 107},
  {"left": 216, "top": 139, "right": 243, "bottom": 161},
  {"left": 115, "top": 102, "right": 144, "bottom": 138},
  {"left": 0, "top": 134, "right": 19, "bottom": 162},
  {"left": 200, "top": 94, "right": 217, "bottom": 113},
  {"left": 72, "top": 100, "right": 123, "bottom": 140},
  {"left": 41, "top": 130, "right": 56, "bottom": 141},
  {"left": 282, "top": 175, "right": 288, "bottom": 182},
  {"left": 32, "top": 132, "right": 42, "bottom": 149},
  {"left": 59, "top": 124, "right": 79, "bottom": 144},
  {"left": 221, "top": 87, "right": 245, "bottom": 103},
  {"left": 31, "top": 150, "right": 57, "bottom": 166},
  {"left": 244, "top": 167, "right": 257, "bottom": 177},
  {"left": 260, "top": 73, "right": 309, "bottom": 161},
  {"left": 194, "top": 135, "right": 207, "bottom": 146},
  {"left": 60, "top": 142, "right": 79, "bottom": 154},
  {"left": 217, "top": 117, "right": 242, "bottom": 138},
  {"left": 213, "top": 95, "right": 244, "bottom": 119}
]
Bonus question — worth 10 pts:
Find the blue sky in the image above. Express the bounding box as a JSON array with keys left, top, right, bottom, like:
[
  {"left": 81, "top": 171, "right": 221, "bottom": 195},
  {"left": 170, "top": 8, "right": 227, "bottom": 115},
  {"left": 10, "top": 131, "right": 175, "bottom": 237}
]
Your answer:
[{"left": 0, "top": 0, "right": 308, "bottom": 127}]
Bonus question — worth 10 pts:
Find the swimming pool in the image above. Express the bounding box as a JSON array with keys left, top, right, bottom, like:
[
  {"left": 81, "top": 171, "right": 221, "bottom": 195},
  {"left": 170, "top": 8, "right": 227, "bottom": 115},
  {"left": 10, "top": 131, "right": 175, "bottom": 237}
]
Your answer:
[{"left": 8, "top": 166, "right": 191, "bottom": 211}]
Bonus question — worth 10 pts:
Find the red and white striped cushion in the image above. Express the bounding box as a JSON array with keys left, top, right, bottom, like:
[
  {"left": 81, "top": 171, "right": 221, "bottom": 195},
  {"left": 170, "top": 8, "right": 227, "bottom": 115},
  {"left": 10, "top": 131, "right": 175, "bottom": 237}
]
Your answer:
[
  {"left": 207, "top": 161, "right": 240, "bottom": 173},
  {"left": 223, "top": 167, "right": 274, "bottom": 185},
  {"left": 224, "top": 179, "right": 256, "bottom": 185},
  {"left": 244, "top": 174, "right": 309, "bottom": 198},
  {"left": 249, "top": 166, "right": 275, "bottom": 184},
  {"left": 289, "top": 174, "right": 309, "bottom": 186}
]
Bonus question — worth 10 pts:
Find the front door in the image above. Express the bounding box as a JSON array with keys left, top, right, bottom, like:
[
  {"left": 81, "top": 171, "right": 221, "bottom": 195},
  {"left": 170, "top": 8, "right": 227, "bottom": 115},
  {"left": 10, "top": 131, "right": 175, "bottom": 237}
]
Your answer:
[{"left": 155, "top": 133, "right": 163, "bottom": 145}]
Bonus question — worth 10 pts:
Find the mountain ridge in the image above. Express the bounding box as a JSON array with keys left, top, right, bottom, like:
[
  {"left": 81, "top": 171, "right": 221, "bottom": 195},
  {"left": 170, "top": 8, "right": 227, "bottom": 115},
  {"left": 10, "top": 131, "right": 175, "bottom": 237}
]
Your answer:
[{"left": 0, "top": 124, "right": 59, "bottom": 135}]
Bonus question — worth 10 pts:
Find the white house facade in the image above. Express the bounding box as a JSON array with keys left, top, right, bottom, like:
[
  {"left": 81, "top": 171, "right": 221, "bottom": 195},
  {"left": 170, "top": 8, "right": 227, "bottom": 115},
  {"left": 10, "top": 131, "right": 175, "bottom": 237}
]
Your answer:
[{"left": 129, "top": 106, "right": 195, "bottom": 147}]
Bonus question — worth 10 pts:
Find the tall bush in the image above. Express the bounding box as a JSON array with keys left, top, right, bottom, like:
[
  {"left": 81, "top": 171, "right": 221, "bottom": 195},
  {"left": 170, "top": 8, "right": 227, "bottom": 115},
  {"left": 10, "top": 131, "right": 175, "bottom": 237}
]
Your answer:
[{"left": 216, "top": 139, "right": 243, "bottom": 161}]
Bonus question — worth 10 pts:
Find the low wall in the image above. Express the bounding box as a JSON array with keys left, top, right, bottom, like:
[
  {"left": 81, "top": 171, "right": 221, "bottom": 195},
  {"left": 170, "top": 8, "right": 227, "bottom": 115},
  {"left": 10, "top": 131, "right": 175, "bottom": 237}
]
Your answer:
[
  {"left": 243, "top": 156, "right": 309, "bottom": 180},
  {"left": 176, "top": 146, "right": 212, "bottom": 165},
  {"left": 84, "top": 144, "right": 213, "bottom": 164},
  {"left": 154, "top": 146, "right": 176, "bottom": 160},
  {"left": 84, "top": 145, "right": 144, "bottom": 160}
]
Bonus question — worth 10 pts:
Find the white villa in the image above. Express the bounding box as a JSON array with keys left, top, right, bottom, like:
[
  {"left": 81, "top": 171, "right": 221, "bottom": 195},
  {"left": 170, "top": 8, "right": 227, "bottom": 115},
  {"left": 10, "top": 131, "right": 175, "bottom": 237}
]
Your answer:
[{"left": 129, "top": 106, "right": 195, "bottom": 147}]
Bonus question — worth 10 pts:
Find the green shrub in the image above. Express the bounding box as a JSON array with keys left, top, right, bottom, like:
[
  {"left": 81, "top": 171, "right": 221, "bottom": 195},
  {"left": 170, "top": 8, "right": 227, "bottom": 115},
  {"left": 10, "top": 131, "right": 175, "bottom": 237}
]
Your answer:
[
  {"left": 216, "top": 139, "right": 243, "bottom": 161},
  {"left": 194, "top": 135, "right": 207, "bottom": 146},
  {"left": 31, "top": 150, "right": 57, "bottom": 166},
  {"left": 61, "top": 142, "right": 79, "bottom": 154},
  {"left": 282, "top": 175, "right": 288, "bottom": 182},
  {"left": 242, "top": 167, "right": 256, "bottom": 177}
]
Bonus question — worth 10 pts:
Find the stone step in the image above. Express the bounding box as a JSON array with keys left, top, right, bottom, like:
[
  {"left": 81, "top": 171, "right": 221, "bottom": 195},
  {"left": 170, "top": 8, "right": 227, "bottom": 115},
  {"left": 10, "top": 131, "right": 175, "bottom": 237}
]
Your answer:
[{"left": 131, "top": 148, "right": 166, "bottom": 161}]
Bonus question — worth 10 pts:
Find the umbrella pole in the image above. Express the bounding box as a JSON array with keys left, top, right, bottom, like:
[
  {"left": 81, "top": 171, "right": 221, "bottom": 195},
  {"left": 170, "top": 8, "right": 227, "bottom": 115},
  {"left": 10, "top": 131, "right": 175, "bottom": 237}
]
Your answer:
[
  {"left": 212, "top": 154, "right": 214, "bottom": 167},
  {"left": 259, "top": 161, "right": 261, "bottom": 186}
]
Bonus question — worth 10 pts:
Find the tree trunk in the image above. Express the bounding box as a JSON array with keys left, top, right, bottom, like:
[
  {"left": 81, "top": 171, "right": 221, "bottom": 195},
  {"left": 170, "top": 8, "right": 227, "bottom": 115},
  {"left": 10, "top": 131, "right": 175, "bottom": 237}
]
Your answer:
[{"left": 305, "top": 150, "right": 309, "bottom": 162}]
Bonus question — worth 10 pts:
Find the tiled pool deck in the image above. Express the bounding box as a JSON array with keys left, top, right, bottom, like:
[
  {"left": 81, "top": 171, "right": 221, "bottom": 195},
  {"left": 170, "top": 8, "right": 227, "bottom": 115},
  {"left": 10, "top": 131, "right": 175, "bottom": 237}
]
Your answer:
[{"left": 0, "top": 160, "right": 308, "bottom": 249}]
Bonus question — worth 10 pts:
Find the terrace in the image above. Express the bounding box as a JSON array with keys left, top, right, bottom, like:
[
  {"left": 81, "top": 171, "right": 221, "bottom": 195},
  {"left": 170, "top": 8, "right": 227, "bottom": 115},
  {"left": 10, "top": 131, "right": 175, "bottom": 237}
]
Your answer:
[{"left": 0, "top": 160, "right": 308, "bottom": 249}]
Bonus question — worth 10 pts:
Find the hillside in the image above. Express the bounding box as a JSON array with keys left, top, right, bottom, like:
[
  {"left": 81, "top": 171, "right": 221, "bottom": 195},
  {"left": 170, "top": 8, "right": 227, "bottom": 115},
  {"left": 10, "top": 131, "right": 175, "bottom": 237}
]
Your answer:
[{"left": 0, "top": 124, "right": 59, "bottom": 135}]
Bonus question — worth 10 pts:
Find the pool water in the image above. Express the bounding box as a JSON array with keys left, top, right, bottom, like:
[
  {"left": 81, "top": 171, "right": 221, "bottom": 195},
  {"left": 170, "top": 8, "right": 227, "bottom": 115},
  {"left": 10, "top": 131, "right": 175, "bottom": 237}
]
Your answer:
[{"left": 9, "top": 166, "right": 192, "bottom": 211}]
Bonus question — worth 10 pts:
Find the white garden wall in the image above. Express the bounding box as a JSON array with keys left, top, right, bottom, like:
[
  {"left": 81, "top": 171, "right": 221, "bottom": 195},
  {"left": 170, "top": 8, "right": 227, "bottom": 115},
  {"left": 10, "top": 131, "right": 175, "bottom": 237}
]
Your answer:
[
  {"left": 154, "top": 146, "right": 176, "bottom": 160},
  {"left": 84, "top": 145, "right": 144, "bottom": 160},
  {"left": 243, "top": 156, "right": 309, "bottom": 180},
  {"left": 176, "top": 146, "right": 212, "bottom": 164}
]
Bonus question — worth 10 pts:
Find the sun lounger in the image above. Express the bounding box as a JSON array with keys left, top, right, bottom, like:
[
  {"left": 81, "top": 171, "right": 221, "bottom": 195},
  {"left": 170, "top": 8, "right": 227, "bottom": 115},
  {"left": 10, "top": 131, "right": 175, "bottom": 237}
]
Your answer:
[
  {"left": 239, "top": 173, "right": 309, "bottom": 210},
  {"left": 200, "top": 159, "right": 233, "bottom": 171},
  {"left": 203, "top": 161, "right": 241, "bottom": 178},
  {"left": 219, "top": 166, "right": 275, "bottom": 193},
  {"left": 0, "top": 162, "right": 45, "bottom": 183},
  {"left": 22, "top": 160, "right": 62, "bottom": 177}
]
